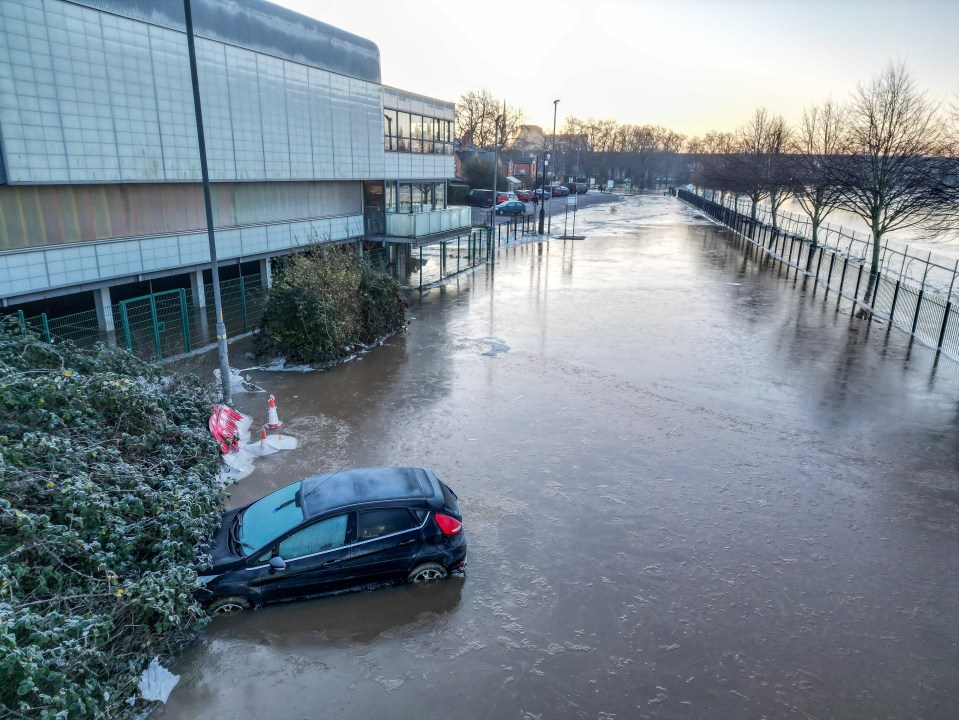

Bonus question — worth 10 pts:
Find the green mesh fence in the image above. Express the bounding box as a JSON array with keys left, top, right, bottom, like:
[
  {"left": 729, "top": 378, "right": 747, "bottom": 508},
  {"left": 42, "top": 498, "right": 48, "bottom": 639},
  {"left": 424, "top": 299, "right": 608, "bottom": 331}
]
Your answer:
[{"left": 7, "top": 272, "right": 269, "bottom": 362}]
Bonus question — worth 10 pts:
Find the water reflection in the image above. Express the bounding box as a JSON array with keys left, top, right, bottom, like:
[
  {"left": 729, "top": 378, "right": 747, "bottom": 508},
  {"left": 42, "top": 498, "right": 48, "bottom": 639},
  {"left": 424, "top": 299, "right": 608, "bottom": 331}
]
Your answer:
[
  {"left": 161, "top": 194, "right": 959, "bottom": 720},
  {"left": 207, "top": 577, "right": 465, "bottom": 649}
]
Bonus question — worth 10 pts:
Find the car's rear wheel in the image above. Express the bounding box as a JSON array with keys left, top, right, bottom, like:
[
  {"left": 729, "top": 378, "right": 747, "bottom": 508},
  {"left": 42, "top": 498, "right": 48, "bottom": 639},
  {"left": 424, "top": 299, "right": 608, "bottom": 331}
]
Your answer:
[
  {"left": 208, "top": 595, "right": 251, "bottom": 614},
  {"left": 407, "top": 562, "right": 448, "bottom": 585}
]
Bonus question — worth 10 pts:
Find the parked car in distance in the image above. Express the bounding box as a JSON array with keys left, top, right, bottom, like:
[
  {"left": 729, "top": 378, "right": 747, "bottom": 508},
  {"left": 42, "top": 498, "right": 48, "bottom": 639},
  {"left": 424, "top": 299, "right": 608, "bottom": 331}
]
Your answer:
[
  {"left": 574, "top": 183, "right": 588, "bottom": 194},
  {"left": 559, "top": 186, "right": 570, "bottom": 196},
  {"left": 466, "top": 189, "right": 510, "bottom": 207},
  {"left": 195, "top": 467, "right": 467, "bottom": 613},
  {"left": 494, "top": 200, "right": 527, "bottom": 216},
  {"left": 515, "top": 189, "right": 534, "bottom": 201},
  {"left": 551, "top": 186, "right": 564, "bottom": 197}
]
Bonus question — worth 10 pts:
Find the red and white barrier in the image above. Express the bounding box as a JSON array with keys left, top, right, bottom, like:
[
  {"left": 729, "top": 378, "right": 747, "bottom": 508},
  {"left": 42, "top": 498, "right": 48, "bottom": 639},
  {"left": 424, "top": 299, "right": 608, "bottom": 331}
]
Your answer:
[{"left": 208, "top": 404, "right": 244, "bottom": 455}]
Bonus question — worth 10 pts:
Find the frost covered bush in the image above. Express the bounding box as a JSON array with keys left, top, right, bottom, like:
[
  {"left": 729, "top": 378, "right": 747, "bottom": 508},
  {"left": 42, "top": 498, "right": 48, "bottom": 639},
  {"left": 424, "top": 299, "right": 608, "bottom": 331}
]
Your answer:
[
  {"left": 0, "top": 319, "right": 223, "bottom": 719},
  {"left": 252, "top": 247, "right": 407, "bottom": 364}
]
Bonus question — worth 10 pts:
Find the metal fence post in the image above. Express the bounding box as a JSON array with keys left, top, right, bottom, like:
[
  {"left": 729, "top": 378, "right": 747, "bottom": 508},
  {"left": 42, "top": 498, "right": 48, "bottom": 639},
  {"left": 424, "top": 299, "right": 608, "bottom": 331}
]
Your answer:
[
  {"left": 937, "top": 301, "right": 952, "bottom": 349},
  {"left": 825, "top": 253, "right": 835, "bottom": 297},
  {"left": 419, "top": 246, "right": 423, "bottom": 289},
  {"left": 119, "top": 301, "right": 133, "bottom": 350},
  {"left": 149, "top": 296, "right": 162, "bottom": 360},
  {"left": 41, "top": 313, "right": 51, "bottom": 342},
  {"left": 852, "top": 264, "right": 864, "bottom": 310},
  {"left": 179, "top": 288, "right": 192, "bottom": 353},
  {"left": 239, "top": 276, "right": 248, "bottom": 332},
  {"left": 889, "top": 280, "right": 901, "bottom": 323},
  {"left": 17, "top": 309, "right": 27, "bottom": 337},
  {"left": 911, "top": 290, "right": 924, "bottom": 334}
]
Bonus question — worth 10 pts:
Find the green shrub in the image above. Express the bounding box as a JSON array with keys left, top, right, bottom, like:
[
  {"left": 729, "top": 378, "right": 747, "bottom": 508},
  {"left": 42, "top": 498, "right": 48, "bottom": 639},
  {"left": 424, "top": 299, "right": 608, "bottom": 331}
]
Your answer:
[
  {"left": 0, "top": 318, "right": 223, "bottom": 719},
  {"left": 253, "top": 247, "right": 407, "bottom": 364}
]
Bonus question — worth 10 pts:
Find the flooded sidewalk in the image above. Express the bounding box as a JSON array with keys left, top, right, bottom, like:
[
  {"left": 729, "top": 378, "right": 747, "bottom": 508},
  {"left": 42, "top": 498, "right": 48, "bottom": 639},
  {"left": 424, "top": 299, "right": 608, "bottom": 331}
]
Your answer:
[{"left": 157, "top": 195, "right": 959, "bottom": 720}]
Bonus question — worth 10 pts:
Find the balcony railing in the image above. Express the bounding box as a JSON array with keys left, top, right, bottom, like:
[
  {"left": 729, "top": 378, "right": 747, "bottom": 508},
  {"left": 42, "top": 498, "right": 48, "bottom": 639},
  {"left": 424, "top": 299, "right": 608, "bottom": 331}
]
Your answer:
[{"left": 385, "top": 207, "right": 472, "bottom": 239}]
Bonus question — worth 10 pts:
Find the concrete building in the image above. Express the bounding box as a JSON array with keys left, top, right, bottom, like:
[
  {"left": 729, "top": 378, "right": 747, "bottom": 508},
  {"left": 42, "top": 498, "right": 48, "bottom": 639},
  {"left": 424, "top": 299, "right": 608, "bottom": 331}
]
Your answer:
[{"left": 0, "top": 0, "right": 470, "bottom": 349}]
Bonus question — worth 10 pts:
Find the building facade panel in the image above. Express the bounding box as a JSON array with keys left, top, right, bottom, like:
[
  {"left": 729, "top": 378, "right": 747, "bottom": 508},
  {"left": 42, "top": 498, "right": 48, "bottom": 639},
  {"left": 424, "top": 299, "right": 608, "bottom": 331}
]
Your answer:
[
  {"left": 0, "top": 213, "right": 365, "bottom": 298},
  {"left": 0, "top": 0, "right": 460, "bottom": 309},
  {"left": 0, "top": 0, "right": 390, "bottom": 186}
]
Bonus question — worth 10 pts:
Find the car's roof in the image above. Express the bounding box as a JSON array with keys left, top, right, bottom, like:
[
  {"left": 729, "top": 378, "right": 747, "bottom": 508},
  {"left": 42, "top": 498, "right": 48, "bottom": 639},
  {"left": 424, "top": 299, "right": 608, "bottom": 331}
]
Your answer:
[{"left": 298, "top": 467, "right": 436, "bottom": 518}]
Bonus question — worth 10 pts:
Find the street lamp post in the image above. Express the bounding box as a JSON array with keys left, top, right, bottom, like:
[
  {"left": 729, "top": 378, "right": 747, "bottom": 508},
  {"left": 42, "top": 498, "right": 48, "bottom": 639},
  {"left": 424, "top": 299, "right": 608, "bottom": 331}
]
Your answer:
[
  {"left": 184, "top": 0, "right": 231, "bottom": 404},
  {"left": 491, "top": 101, "right": 505, "bottom": 235},
  {"left": 548, "top": 99, "right": 559, "bottom": 234},
  {"left": 537, "top": 150, "right": 548, "bottom": 234}
]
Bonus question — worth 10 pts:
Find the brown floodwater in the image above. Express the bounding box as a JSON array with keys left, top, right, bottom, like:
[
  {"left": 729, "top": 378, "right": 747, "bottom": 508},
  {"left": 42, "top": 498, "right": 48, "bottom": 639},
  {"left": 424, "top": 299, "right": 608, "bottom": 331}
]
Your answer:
[{"left": 156, "top": 195, "right": 959, "bottom": 720}]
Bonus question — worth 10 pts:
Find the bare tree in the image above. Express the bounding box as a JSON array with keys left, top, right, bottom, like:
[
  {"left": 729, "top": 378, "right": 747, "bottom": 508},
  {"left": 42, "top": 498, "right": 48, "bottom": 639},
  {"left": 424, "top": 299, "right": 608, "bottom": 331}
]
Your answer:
[
  {"left": 791, "top": 100, "right": 847, "bottom": 247},
  {"left": 455, "top": 89, "right": 524, "bottom": 149},
  {"left": 730, "top": 108, "right": 790, "bottom": 224},
  {"left": 689, "top": 131, "right": 737, "bottom": 202},
  {"left": 830, "top": 60, "right": 952, "bottom": 308},
  {"left": 763, "top": 115, "right": 792, "bottom": 229}
]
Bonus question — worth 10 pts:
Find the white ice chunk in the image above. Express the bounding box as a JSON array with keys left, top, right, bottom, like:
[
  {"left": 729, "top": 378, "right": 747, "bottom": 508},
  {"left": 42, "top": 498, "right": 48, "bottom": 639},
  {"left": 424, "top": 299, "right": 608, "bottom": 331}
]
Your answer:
[
  {"left": 266, "top": 434, "right": 298, "bottom": 450},
  {"left": 138, "top": 657, "right": 179, "bottom": 703}
]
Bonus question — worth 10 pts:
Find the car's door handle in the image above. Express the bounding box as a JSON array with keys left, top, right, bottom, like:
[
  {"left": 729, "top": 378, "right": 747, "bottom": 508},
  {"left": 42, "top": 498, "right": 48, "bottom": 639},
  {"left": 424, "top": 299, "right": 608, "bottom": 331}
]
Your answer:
[
  {"left": 323, "top": 558, "right": 338, "bottom": 566},
  {"left": 398, "top": 539, "right": 415, "bottom": 546}
]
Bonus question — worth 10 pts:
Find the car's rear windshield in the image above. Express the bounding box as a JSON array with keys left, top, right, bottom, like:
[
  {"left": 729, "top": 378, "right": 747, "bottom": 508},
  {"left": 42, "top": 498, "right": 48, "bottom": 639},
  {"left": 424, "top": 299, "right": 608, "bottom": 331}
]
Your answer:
[{"left": 239, "top": 481, "right": 303, "bottom": 554}]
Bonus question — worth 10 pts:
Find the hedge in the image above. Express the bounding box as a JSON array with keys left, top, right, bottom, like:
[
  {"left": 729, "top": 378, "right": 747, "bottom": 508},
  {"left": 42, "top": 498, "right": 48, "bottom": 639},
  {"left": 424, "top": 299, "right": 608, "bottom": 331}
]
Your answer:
[
  {"left": 252, "top": 247, "right": 407, "bottom": 365},
  {"left": 0, "top": 318, "right": 223, "bottom": 719}
]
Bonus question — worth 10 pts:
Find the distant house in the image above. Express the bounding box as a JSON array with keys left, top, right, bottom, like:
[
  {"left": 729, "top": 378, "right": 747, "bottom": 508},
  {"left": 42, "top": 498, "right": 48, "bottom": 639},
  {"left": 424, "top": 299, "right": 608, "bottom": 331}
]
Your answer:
[
  {"left": 500, "top": 154, "right": 538, "bottom": 185},
  {"left": 509, "top": 125, "right": 549, "bottom": 152}
]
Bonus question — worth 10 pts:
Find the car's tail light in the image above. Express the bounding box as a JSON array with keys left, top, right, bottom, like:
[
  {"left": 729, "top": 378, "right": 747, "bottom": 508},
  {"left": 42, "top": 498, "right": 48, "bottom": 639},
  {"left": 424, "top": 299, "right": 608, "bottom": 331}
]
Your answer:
[{"left": 434, "top": 513, "right": 462, "bottom": 535}]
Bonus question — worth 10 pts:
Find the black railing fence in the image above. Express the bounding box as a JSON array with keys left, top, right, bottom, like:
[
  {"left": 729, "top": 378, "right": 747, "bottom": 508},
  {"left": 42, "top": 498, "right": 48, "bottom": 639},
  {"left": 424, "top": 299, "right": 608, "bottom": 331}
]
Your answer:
[{"left": 679, "top": 189, "right": 958, "bottom": 361}]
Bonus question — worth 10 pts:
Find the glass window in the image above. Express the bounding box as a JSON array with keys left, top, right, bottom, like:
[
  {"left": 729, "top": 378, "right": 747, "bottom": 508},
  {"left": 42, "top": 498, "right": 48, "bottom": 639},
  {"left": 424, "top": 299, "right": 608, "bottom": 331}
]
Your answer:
[
  {"left": 398, "top": 183, "right": 412, "bottom": 213},
  {"left": 383, "top": 109, "right": 397, "bottom": 151},
  {"left": 411, "top": 115, "right": 423, "bottom": 153},
  {"left": 422, "top": 117, "right": 434, "bottom": 153},
  {"left": 435, "top": 182, "right": 446, "bottom": 209},
  {"left": 239, "top": 481, "right": 304, "bottom": 554},
  {"left": 398, "top": 112, "right": 411, "bottom": 152},
  {"left": 419, "top": 183, "right": 433, "bottom": 209},
  {"left": 279, "top": 515, "right": 348, "bottom": 560},
  {"left": 356, "top": 509, "right": 414, "bottom": 541},
  {"left": 384, "top": 109, "right": 453, "bottom": 154},
  {"left": 386, "top": 182, "right": 397, "bottom": 212}
]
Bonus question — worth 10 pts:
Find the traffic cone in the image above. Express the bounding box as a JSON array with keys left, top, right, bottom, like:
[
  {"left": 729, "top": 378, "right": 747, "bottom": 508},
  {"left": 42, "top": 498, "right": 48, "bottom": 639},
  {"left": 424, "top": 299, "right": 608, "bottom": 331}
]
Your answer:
[
  {"left": 267, "top": 394, "right": 283, "bottom": 428},
  {"left": 259, "top": 426, "right": 268, "bottom": 450}
]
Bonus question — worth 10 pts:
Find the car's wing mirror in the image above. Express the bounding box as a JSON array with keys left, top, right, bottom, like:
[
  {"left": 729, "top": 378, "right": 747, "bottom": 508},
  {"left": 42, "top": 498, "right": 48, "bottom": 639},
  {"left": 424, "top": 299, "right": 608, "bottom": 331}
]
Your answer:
[{"left": 268, "top": 556, "right": 287, "bottom": 573}]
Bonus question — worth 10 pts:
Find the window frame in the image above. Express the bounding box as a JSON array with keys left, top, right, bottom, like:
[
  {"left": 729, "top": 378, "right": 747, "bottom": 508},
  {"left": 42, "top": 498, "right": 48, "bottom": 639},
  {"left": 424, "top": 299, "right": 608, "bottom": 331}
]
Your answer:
[{"left": 353, "top": 507, "right": 428, "bottom": 547}]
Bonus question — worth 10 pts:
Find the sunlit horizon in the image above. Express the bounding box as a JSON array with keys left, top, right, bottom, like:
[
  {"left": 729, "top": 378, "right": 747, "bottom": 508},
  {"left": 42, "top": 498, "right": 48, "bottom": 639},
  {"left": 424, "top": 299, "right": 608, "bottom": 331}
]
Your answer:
[{"left": 269, "top": 0, "right": 958, "bottom": 138}]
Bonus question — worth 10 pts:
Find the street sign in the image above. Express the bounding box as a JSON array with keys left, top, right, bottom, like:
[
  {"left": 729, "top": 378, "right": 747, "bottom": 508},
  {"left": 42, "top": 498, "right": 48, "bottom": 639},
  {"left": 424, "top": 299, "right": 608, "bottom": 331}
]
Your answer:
[{"left": 566, "top": 196, "right": 577, "bottom": 207}]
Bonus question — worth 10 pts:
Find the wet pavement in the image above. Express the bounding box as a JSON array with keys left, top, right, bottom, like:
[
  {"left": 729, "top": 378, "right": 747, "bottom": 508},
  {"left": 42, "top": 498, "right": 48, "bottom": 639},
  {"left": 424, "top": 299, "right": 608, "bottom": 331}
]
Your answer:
[{"left": 158, "top": 195, "right": 959, "bottom": 719}]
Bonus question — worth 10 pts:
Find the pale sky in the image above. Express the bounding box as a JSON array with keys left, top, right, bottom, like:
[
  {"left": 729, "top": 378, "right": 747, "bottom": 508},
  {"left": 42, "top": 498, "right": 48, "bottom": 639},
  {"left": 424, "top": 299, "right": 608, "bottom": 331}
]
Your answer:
[{"left": 271, "top": 0, "right": 958, "bottom": 138}]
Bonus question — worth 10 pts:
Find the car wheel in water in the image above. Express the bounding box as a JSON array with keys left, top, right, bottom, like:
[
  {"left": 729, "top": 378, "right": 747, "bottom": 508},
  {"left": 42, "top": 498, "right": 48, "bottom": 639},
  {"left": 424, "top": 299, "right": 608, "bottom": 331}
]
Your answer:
[
  {"left": 208, "top": 595, "right": 251, "bottom": 614},
  {"left": 407, "top": 562, "right": 448, "bottom": 585}
]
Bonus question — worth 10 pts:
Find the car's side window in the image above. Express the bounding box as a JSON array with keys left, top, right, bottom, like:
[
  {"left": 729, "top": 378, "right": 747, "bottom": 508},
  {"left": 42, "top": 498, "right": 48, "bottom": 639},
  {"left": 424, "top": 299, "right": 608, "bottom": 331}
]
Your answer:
[
  {"left": 356, "top": 509, "right": 415, "bottom": 541},
  {"left": 279, "top": 515, "right": 348, "bottom": 560}
]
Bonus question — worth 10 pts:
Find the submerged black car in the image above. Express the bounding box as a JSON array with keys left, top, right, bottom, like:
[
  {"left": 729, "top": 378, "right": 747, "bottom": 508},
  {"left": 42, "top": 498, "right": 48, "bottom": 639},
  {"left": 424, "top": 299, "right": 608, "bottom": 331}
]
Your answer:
[{"left": 196, "top": 467, "right": 467, "bottom": 613}]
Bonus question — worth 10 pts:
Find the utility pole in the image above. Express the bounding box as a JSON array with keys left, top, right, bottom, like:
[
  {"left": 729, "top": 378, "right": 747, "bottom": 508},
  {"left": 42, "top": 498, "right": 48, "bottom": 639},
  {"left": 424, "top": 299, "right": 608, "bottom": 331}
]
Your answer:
[{"left": 183, "top": 0, "right": 232, "bottom": 404}]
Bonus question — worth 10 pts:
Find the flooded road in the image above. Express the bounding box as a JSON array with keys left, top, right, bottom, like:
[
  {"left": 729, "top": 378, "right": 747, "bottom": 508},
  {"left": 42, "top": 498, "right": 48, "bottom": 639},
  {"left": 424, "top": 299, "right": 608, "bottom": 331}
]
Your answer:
[{"left": 159, "top": 195, "right": 959, "bottom": 719}]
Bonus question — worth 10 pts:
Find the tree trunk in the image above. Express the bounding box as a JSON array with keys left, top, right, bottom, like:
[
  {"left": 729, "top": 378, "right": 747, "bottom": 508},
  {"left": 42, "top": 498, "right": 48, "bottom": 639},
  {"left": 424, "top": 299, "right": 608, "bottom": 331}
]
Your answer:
[
  {"left": 805, "top": 217, "right": 820, "bottom": 273},
  {"left": 858, "top": 224, "right": 882, "bottom": 318}
]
